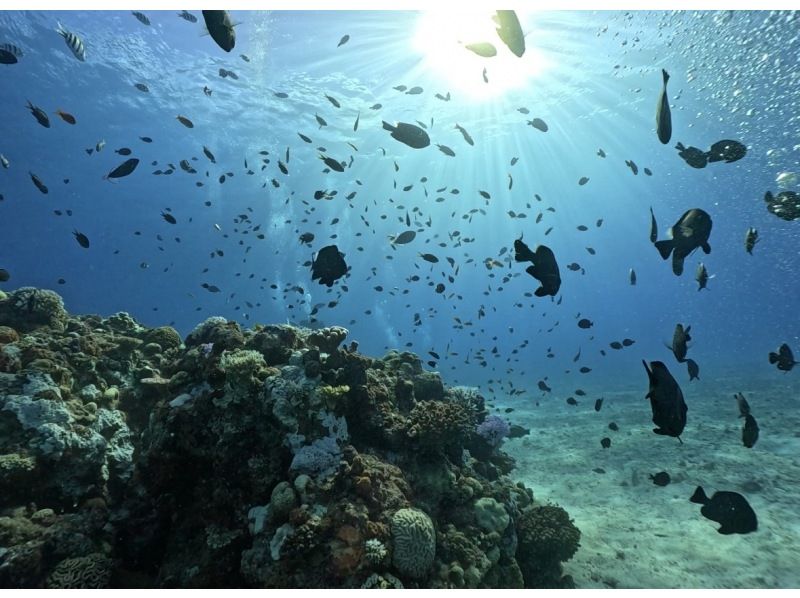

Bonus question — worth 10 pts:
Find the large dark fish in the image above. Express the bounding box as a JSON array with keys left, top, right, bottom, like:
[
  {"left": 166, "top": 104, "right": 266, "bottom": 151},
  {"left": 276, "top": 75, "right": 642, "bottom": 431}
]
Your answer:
[
  {"left": 382, "top": 121, "right": 430, "bottom": 149},
  {"left": 514, "top": 237, "right": 561, "bottom": 297},
  {"left": 642, "top": 360, "right": 687, "bottom": 442},
  {"left": 707, "top": 139, "right": 746, "bottom": 163},
  {"left": 493, "top": 10, "right": 525, "bottom": 57},
  {"left": 311, "top": 245, "right": 348, "bottom": 287},
  {"left": 742, "top": 413, "right": 759, "bottom": 448},
  {"left": 690, "top": 486, "right": 757, "bottom": 534},
  {"left": 763, "top": 190, "right": 800, "bottom": 222},
  {"left": 654, "top": 208, "right": 713, "bottom": 275},
  {"left": 656, "top": 69, "right": 672, "bottom": 144},
  {"left": 105, "top": 158, "right": 139, "bottom": 180},
  {"left": 202, "top": 10, "right": 235, "bottom": 52},
  {"left": 768, "top": 343, "right": 797, "bottom": 372},
  {"left": 675, "top": 142, "right": 708, "bottom": 169}
]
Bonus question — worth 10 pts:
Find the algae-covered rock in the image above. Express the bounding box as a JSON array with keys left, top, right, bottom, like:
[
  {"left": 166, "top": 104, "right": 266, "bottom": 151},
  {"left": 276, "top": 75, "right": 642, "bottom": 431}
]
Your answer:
[
  {"left": 391, "top": 508, "right": 436, "bottom": 579},
  {"left": 0, "top": 288, "right": 67, "bottom": 332},
  {"left": 516, "top": 504, "right": 581, "bottom": 588},
  {"left": 474, "top": 497, "right": 510, "bottom": 534},
  {"left": 142, "top": 326, "right": 182, "bottom": 351}
]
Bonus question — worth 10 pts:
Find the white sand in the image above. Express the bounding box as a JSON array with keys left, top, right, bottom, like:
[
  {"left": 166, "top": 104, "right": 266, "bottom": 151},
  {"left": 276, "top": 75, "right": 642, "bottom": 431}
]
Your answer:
[{"left": 498, "top": 377, "right": 800, "bottom": 588}]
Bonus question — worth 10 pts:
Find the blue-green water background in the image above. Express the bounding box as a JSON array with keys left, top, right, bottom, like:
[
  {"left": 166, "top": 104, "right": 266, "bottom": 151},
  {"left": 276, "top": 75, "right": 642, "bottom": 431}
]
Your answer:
[{"left": 0, "top": 10, "right": 798, "bottom": 395}]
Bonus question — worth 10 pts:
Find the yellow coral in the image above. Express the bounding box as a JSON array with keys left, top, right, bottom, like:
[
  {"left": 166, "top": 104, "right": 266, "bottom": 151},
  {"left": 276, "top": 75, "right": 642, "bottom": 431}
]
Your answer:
[{"left": 317, "top": 384, "right": 350, "bottom": 409}]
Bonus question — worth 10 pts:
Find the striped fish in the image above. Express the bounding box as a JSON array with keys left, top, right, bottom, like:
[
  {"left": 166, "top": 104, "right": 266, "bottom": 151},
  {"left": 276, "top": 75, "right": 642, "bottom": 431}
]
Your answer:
[
  {"left": 56, "top": 23, "right": 85, "bottom": 61},
  {"left": 0, "top": 43, "right": 23, "bottom": 57}
]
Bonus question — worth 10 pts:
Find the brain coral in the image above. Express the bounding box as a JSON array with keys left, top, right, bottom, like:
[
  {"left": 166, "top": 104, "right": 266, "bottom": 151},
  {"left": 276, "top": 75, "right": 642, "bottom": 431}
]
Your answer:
[
  {"left": 391, "top": 508, "right": 436, "bottom": 579},
  {"left": 46, "top": 553, "right": 113, "bottom": 589}
]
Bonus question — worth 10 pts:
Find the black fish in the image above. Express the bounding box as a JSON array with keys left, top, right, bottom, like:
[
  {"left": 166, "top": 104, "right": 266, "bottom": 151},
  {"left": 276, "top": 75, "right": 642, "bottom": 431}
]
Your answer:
[
  {"left": 675, "top": 142, "right": 708, "bottom": 169},
  {"left": 311, "top": 245, "right": 348, "bottom": 287},
  {"left": 744, "top": 227, "right": 758, "bottom": 255},
  {"left": 577, "top": 318, "right": 593, "bottom": 329},
  {"left": 768, "top": 343, "right": 797, "bottom": 372},
  {"left": 0, "top": 49, "right": 17, "bottom": 64},
  {"left": 656, "top": 69, "right": 671, "bottom": 144},
  {"left": 132, "top": 11, "right": 150, "bottom": 26},
  {"left": 26, "top": 100, "right": 50, "bottom": 127},
  {"left": 319, "top": 154, "right": 344, "bottom": 172},
  {"left": 594, "top": 398, "right": 603, "bottom": 412},
  {"left": 382, "top": 121, "right": 430, "bottom": 149},
  {"left": 649, "top": 206, "right": 657, "bottom": 243},
  {"left": 707, "top": 139, "right": 746, "bottom": 164},
  {"left": 29, "top": 172, "right": 48, "bottom": 194},
  {"left": 654, "top": 208, "right": 713, "bottom": 275},
  {"left": 733, "top": 392, "right": 750, "bottom": 418},
  {"left": 690, "top": 486, "right": 757, "bottom": 535},
  {"left": 514, "top": 236, "right": 561, "bottom": 297},
  {"left": 537, "top": 380, "right": 551, "bottom": 392},
  {"left": 642, "top": 360, "right": 687, "bottom": 442},
  {"left": 161, "top": 211, "right": 177, "bottom": 224},
  {"left": 686, "top": 358, "right": 700, "bottom": 381},
  {"left": 337, "top": 34, "right": 350, "bottom": 47},
  {"left": 600, "top": 437, "right": 611, "bottom": 448},
  {"left": 178, "top": 10, "right": 197, "bottom": 23},
  {"left": 669, "top": 323, "right": 691, "bottom": 363},
  {"left": 650, "top": 472, "right": 671, "bottom": 486},
  {"left": 73, "top": 230, "right": 90, "bottom": 248},
  {"left": 742, "top": 413, "right": 759, "bottom": 448},
  {"left": 763, "top": 190, "right": 800, "bottom": 222},
  {"left": 105, "top": 158, "right": 139, "bottom": 180},
  {"left": 115, "top": 147, "right": 132, "bottom": 156},
  {"left": 454, "top": 124, "right": 474, "bottom": 145},
  {"left": 202, "top": 10, "right": 235, "bottom": 52},
  {"left": 608, "top": 422, "right": 619, "bottom": 431}
]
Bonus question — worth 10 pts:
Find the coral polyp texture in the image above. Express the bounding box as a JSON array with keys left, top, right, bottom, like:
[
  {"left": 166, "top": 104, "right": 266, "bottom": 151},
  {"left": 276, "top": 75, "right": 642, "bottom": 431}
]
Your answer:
[{"left": 0, "top": 288, "right": 579, "bottom": 588}]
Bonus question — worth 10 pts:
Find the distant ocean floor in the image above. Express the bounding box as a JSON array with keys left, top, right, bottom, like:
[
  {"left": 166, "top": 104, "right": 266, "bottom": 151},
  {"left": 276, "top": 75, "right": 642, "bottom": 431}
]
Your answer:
[{"left": 499, "top": 377, "right": 800, "bottom": 588}]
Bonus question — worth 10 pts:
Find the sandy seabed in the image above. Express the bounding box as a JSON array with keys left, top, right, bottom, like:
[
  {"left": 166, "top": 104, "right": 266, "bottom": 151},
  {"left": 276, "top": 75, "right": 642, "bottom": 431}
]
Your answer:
[{"left": 500, "top": 376, "right": 800, "bottom": 588}]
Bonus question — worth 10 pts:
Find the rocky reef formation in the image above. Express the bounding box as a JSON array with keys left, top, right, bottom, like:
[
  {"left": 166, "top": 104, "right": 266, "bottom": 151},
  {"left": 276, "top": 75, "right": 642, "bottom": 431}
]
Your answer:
[{"left": 0, "top": 287, "right": 580, "bottom": 588}]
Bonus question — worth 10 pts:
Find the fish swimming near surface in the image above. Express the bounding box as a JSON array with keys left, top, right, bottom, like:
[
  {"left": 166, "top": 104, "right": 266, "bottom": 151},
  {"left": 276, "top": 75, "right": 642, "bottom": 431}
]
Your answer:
[
  {"left": 675, "top": 142, "right": 708, "bottom": 169},
  {"left": 763, "top": 190, "right": 800, "bottom": 222},
  {"left": 311, "top": 245, "right": 348, "bottom": 287},
  {"left": 390, "top": 230, "right": 416, "bottom": 246},
  {"left": 514, "top": 236, "right": 561, "bottom": 297},
  {"left": 768, "top": 343, "right": 797, "bottom": 372},
  {"left": 131, "top": 11, "right": 150, "bottom": 26},
  {"left": 744, "top": 227, "right": 758, "bottom": 254},
  {"left": 707, "top": 139, "right": 746, "bottom": 163},
  {"left": 464, "top": 42, "right": 497, "bottom": 57},
  {"left": 669, "top": 323, "right": 691, "bottom": 363},
  {"left": 695, "top": 262, "right": 713, "bottom": 290},
  {"left": 742, "top": 413, "right": 759, "bottom": 448},
  {"left": 686, "top": 358, "right": 700, "bottom": 381},
  {"left": 493, "top": 10, "right": 525, "bottom": 57},
  {"left": 178, "top": 10, "right": 198, "bottom": 23},
  {"left": 642, "top": 360, "right": 687, "bottom": 442},
  {"left": 690, "top": 486, "right": 757, "bottom": 534},
  {"left": 654, "top": 208, "right": 713, "bottom": 275},
  {"left": 656, "top": 69, "right": 672, "bottom": 144},
  {"left": 56, "top": 22, "right": 86, "bottom": 61},
  {"left": 104, "top": 158, "right": 139, "bottom": 180},
  {"left": 202, "top": 10, "right": 236, "bottom": 52},
  {"left": 382, "top": 121, "right": 430, "bottom": 149},
  {"left": 455, "top": 123, "right": 474, "bottom": 145}
]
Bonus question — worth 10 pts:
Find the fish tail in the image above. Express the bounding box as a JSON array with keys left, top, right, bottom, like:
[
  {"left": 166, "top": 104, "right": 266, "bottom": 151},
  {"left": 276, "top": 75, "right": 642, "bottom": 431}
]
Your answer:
[
  {"left": 381, "top": 121, "right": 394, "bottom": 132},
  {"left": 689, "top": 486, "right": 708, "bottom": 504},
  {"left": 768, "top": 352, "right": 778, "bottom": 364},
  {"left": 662, "top": 69, "right": 669, "bottom": 84},
  {"left": 654, "top": 239, "right": 673, "bottom": 260}
]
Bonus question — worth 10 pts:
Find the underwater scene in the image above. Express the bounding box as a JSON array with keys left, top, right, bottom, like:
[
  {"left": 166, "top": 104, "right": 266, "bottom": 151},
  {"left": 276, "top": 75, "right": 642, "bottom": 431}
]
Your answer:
[{"left": 0, "top": 7, "right": 799, "bottom": 589}]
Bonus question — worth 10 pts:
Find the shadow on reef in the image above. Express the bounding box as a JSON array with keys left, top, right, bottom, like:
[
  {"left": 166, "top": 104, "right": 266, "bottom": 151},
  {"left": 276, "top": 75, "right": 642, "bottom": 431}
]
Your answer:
[{"left": 0, "top": 287, "right": 580, "bottom": 588}]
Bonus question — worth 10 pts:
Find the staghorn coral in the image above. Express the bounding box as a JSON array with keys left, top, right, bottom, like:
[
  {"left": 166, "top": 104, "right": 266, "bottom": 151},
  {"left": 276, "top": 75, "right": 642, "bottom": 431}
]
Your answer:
[
  {"left": 46, "top": 553, "right": 113, "bottom": 589},
  {"left": 390, "top": 508, "right": 436, "bottom": 579}
]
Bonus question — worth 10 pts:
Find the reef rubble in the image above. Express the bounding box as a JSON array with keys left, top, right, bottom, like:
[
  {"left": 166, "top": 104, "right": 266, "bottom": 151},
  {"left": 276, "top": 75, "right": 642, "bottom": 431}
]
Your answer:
[{"left": 0, "top": 287, "right": 580, "bottom": 588}]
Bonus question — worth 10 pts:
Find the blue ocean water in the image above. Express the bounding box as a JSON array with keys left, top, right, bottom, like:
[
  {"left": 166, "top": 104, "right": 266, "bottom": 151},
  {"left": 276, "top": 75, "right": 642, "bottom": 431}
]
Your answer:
[{"left": 0, "top": 8, "right": 798, "bottom": 396}]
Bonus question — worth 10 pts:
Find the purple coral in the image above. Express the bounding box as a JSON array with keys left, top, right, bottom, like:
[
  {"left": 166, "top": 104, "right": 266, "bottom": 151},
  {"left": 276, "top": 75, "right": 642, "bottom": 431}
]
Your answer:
[{"left": 476, "top": 415, "right": 510, "bottom": 447}]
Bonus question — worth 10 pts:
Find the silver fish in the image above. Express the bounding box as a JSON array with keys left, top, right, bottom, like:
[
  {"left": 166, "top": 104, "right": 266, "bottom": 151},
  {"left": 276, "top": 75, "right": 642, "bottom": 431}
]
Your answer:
[{"left": 57, "top": 23, "right": 85, "bottom": 61}]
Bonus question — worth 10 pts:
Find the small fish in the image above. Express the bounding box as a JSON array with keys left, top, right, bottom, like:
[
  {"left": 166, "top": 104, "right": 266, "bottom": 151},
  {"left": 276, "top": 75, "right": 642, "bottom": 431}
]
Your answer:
[
  {"left": 134, "top": 83, "right": 149, "bottom": 93},
  {"left": 597, "top": 148, "right": 606, "bottom": 158},
  {"left": 0, "top": 268, "right": 9, "bottom": 282},
  {"left": 482, "top": 67, "right": 488, "bottom": 83},
  {"left": 629, "top": 268, "right": 637, "bottom": 285},
  {"left": 733, "top": 392, "right": 750, "bottom": 418},
  {"left": 176, "top": 115, "right": 194, "bottom": 128},
  {"left": 132, "top": 11, "right": 150, "bottom": 25},
  {"left": 315, "top": 113, "right": 327, "bottom": 128},
  {"left": 353, "top": 111, "right": 360, "bottom": 132},
  {"left": 55, "top": 109, "right": 76, "bottom": 124},
  {"left": 203, "top": 146, "right": 216, "bottom": 163},
  {"left": 324, "top": 94, "right": 340, "bottom": 108},
  {"left": 577, "top": 318, "right": 593, "bottom": 329},
  {"left": 650, "top": 472, "right": 671, "bottom": 486},
  {"left": 670, "top": 323, "right": 692, "bottom": 363},
  {"left": 464, "top": 42, "right": 497, "bottom": 57},
  {"left": 454, "top": 124, "right": 474, "bottom": 146},
  {"left": 528, "top": 118, "right": 548, "bottom": 132},
  {"left": 26, "top": 100, "right": 50, "bottom": 127},
  {"left": 337, "top": 34, "right": 350, "bottom": 47},
  {"left": 625, "top": 159, "right": 639, "bottom": 175},
  {"left": 419, "top": 253, "right": 439, "bottom": 263},
  {"left": 56, "top": 23, "right": 86, "bottom": 61},
  {"left": 105, "top": 158, "right": 139, "bottom": 180},
  {"left": 391, "top": 230, "right": 416, "bottom": 245},
  {"left": 240, "top": 54, "right": 250, "bottom": 62},
  {"left": 0, "top": 154, "right": 8, "bottom": 169},
  {"left": 594, "top": 398, "right": 604, "bottom": 412},
  {"left": 140, "top": 136, "right": 153, "bottom": 143},
  {"left": 695, "top": 262, "right": 712, "bottom": 291},
  {"left": 649, "top": 206, "right": 658, "bottom": 244},
  {"left": 406, "top": 86, "right": 423, "bottom": 95},
  {"left": 686, "top": 358, "right": 700, "bottom": 381},
  {"left": 744, "top": 227, "right": 758, "bottom": 255},
  {"left": 73, "top": 230, "right": 90, "bottom": 248},
  {"left": 656, "top": 69, "right": 672, "bottom": 144},
  {"left": 768, "top": 343, "right": 797, "bottom": 372},
  {"left": 29, "top": 171, "right": 48, "bottom": 194},
  {"left": 95, "top": 139, "right": 105, "bottom": 153},
  {"left": 643, "top": 360, "right": 687, "bottom": 442},
  {"left": 319, "top": 155, "right": 344, "bottom": 172},
  {"left": 436, "top": 144, "right": 455, "bottom": 157},
  {"left": 578, "top": 177, "right": 589, "bottom": 186},
  {"left": 600, "top": 437, "right": 611, "bottom": 448},
  {"left": 690, "top": 486, "right": 757, "bottom": 534},
  {"left": 609, "top": 341, "right": 623, "bottom": 350},
  {"left": 161, "top": 211, "right": 177, "bottom": 224},
  {"left": 178, "top": 10, "right": 198, "bottom": 23}
]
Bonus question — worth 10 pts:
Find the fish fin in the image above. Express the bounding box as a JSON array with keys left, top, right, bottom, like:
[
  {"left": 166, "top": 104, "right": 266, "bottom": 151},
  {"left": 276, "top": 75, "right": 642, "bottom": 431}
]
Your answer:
[
  {"left": 768, "top": 352, "right": 778, "bottom": 364},
  {"left": 701, "top": 242, "right": 711, "bottom": 254},
  {"left": 662, "top": 69, "right": 669, "bottom": 84},
  {"left": 689, "top": 486, "right": 708, "bottom": 504},
  {"left": 654, "top": 239, "right": 673, "bottom": 260},
  {"left": 381, "top": 121, "right": 394, "bottom": 132},
  {"left": 533, "top": 286, "right": 547, "bottom": 297},
  {"left": 676, "top": 435, "right": 683, "bottom": 444},
  {"left": 672, "top": 253, "right": 685, "bottom": 275}
]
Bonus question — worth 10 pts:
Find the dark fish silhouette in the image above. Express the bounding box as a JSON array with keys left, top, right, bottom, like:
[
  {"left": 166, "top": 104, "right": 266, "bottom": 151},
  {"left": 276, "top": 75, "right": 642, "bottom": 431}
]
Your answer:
[
  {"left": 690, "top": 486, "right": 757, "bottom": 534},
  {"left": 311, "top": 245, "right": 347, "bottom": 287},
  {"left": 669, "top": 323, "right": 691, "bottom": 363},
  {"left": 202, "top": 10, "right": 235, "bottom": 52},
  {"left": 514, "top": 237, "right": 561, "bottom": 297},
  {"left": 29, "top": 172, "right": 48, "bottom": 194},
  {"left": 600, "top": 437, "right": 611, "bottom": 448},
  {"left": 768, "top": 343, "right": 797, "bottom": 372},
  {"left": 0, "top": 268, "right": 9, "bottom": 282},
  {"left": 26, "top": 100, "right": 50, "bottom": 127},
  {"left": 649, "top": 207, "right": 657, "bottom": 243},
  {"left": 686, "top": 358, "right": 700, "bottom": 381},
  {"left": 675, "top": 142, "right": 708, "bottom": 169},
  {"left": 73, "top": 230, "right": 90, "bottom": 248},
  {"left": 643, "top": 360, "right": 687, "bottom": 442},
  {"left": 650, "top": 472, "right": 671, "bottom": 486},
  {"left": 654, "top": 208, "right": 712, "bottom": 275},
  {"left": 656, "top": 69, "right": 672, "bottom": 144},
  {"left": 744, "top": 227, "right": 758, "bottom": 254},
  {"left": 763, "top": 190, "right": 800, "bottom": 222},
  {"left": 594, "top": 398, "right": 604, "bottom": 412},
  {"left": 493, "top": 10, "right": 525, "bottom": 57},
  {"left": 707, "top": 139, "right": 746, "bottom": 163},
  {"left": 733, "top": 392, "right": 750, "bottom": 418},
  {"left": 105, "top": 158, "right": 139, "bottom": 180},
  {"left": 742, "top": 413, "right": 759, "bottom": 448},
  {"left": 695, "top": 262, "right": 712, "bottom": 291},
  {"left": 382, "top": 121, "right": 430, "bottom": 149}
]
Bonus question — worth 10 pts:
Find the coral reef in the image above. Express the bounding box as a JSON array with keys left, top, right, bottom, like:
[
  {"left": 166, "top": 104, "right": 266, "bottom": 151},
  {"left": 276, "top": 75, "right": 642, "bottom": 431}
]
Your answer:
[{"left": 0, "top": 287, "right": 580, "bottom": 588}]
